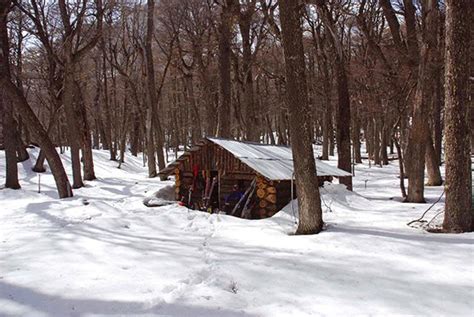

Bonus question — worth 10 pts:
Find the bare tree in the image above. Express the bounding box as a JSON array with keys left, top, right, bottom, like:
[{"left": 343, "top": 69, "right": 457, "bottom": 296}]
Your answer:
[
  {"left": 0, "top": 0, "right": 72, "bottom": 198},
  {"left": 279, "top": 0, "right": 323, "bottom": 234}
]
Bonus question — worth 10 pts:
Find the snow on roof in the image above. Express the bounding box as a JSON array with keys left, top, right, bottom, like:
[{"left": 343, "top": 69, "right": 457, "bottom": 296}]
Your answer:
[{"left": 207, "top": 137, "right": 352, "bottom": 180}]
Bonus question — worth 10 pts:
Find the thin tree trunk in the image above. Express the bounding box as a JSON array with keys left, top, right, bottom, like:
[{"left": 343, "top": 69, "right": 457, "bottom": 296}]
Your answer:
[
  {"left": 145, "top": 0, "right": 157, "bottom": 178},
  {"left": 216, "top": 0, "right": 234, "bottom": 138},
  {"left": 63, "top": 61, "right": 84, "bottom": 189},
  {"left": 425, "top": 137, "right": 442, "bottom": 185},
  {"left": 77, "top": 88, "right": 96, "bottom": 181},
  {"left": 373, "top": 119, "right": 381, "bottom": 166},
  {"left": 393, "top": 136, "right": 407, "bottom": 198},
  {"left": 381, "top": 121, "right": 389, "bottom": 165},
  {"left": 352, "top": 104, "right": 362, "bottom": 163},
  {"left": 239, "top": 10, "right": 258, "bottom": 141}
]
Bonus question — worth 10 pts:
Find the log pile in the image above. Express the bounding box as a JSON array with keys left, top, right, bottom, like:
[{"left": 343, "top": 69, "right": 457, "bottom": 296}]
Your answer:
[
  {"left": 255, "top": 175, "right": 278, "bottom": 218},
  {"left": 175, "top": 168, "right": 181, "bottom": 200}
]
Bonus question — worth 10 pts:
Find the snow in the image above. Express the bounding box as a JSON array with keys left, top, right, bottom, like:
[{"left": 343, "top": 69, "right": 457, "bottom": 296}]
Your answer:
[{"left": 0, "top": 147, "right": 473, "bottom": 316}]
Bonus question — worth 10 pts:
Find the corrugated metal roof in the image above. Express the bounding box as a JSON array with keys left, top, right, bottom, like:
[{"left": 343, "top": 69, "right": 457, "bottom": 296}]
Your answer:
[
  {"left": 158, "top": 137, "right": 352, "bottom": 179},
  {"left": 207, "top": 137, "right": 351, "bottom": 180}
]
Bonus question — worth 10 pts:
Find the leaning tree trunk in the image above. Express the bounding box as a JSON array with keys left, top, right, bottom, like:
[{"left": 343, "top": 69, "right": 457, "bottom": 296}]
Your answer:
[
  {"left": 279, "top": 0, "right": 323, "bottom": 235},
  {"left": 33, "top": 150, "right": 47, "bottom": 173},
  {"left": 443, "top": 0, "right": 473, "bottom": 233}
]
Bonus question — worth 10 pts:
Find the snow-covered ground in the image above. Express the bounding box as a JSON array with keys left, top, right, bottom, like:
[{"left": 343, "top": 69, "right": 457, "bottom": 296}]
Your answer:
[{"left": 0, "top": 148, "right": 473, "bottom": 317}]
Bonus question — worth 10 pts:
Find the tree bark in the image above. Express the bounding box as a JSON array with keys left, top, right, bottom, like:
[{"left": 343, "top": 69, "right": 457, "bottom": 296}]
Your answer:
[
  {"left": 381, "top": 121, "right": 389, "bottom": 165},
  {"left": 425, "top": 137, "right": 442, "bottom": 186},
  {"left": 62, "top": 61, "right": 84, "bottom": 188},
  {"left": 238, "top": 5, "right": 258, "bottom": 141},
  {"left": 1, "top": 92, "right": 20, "bottom": 189},
  {"left": 406, "top": 0, "right": 439, "bottom": 203},
  {"left": 75, "top": 81, "right": 96, "bottom": 181},
  {"left": 443, "top": 0, "right": 473, "bottom": 232},
  {"left": 144, "top": 0, "right": 158, "bottom": 178},
  {"left": 216, "top": 0, "right": 234, "bottom": 138},
  {"left": 279, "top": 0, "right": 323, "bottom": 234}
]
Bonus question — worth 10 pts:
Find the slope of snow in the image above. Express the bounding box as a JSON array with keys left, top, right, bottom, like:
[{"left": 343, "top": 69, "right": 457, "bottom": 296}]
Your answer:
[{"left": 0, "top": 148, "right": 473, "bottom": 317}]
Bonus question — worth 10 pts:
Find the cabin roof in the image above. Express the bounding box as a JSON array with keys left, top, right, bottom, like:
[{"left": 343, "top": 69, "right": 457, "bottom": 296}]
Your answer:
[{"left": 159, "top": 137, "right": 352, "bottom": 180}]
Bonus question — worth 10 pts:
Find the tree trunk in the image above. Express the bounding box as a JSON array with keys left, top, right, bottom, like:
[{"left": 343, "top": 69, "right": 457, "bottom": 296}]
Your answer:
[
  {"left": 381, "top": 121, "right": 389, "bottom": 165},
  {"left": 352, "top": 105, "right": 362, "bottom": 164},
  {"left": 406, "top": 0, "right": 439, "bottom": 203},
  {"left": 433, "top": 65, "right": 443, "bottom": 164},
  {"left": 183, "top": 74, "right": 201, "bottom": 143},
  {"left": 425, "top": 137, "right": 443, "bottom": 186},
  {"left": 144, "top": 0, "right": 158, "bottom": 178},
  {"left": 443, "top": 0, "right": 473, "bottom": 233},
  {"left": 1, "top": 93, "right": 20, "bottom": 189},
  {"left": 15, "top": 125, "right": 29, "bottom": 162},
  {"left": 130, "top": 111, "right": 140, "bottom": 157},
  {"left": 393, "top": 136, "right": 407, "bottom": 198},
  {"left": 373, "top": 118, "right": 381, "bottom": 166},
  {"left": 320, "top": 54, "right": 332, "bottom": 160},
  {"left": 239, "top": 11, "right": 258, "bottom": 141},
  {"left": 216, "top": 0, "right": 234, "bottom": 138},
  {"left": 334, "top": 61, "right": 353, "bottom": 190},
  {"left": 33, "top": 150, "right": 47, "bottom": 173},
  {"left": 80, "top": 120, "right": 96, "bottom": 181},
  {"left": 63, "top": 61, "right": 84, "bottom": 189},
  {"left": 279, "top": 0, "right": 323, "bottom": 234}
]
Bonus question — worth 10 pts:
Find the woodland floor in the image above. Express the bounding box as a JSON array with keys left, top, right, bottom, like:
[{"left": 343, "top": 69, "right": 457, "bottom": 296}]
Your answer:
[{"left": 0, "top": 148, "right": 473, "bottom": 317}]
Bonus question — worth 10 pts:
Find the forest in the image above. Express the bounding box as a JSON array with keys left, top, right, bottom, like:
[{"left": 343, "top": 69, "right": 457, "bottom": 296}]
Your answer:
[{"left": 0, "top": 0, "right": 473, "bottom": 315}]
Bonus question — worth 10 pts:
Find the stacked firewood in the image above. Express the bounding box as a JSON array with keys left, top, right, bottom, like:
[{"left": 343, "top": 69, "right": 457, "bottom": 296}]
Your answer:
[
  {"left": 256, "top": 175, "right": 278, "bottom": 218},
  {"left": 175, "top": 168, "right": 181, "bottom": 200}
]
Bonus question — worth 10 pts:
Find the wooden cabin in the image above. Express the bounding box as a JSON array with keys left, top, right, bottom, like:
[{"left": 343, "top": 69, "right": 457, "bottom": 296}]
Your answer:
[{"left": 158, "top": 137, "right": 352, "bottom": 219}]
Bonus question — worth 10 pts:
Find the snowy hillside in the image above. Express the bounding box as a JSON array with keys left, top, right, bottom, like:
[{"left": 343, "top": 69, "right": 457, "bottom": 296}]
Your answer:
[{"left": 0, "top": 148, "right": 473, "bottom": 316}]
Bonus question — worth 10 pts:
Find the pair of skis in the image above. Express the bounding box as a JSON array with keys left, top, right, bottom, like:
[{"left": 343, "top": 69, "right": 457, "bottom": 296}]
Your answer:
[
  {"left": 203, "top": 176, "right": 217, "bottom": 212},
  {"left": 231, "top": 178, "right": 257, "bottom": 218}
]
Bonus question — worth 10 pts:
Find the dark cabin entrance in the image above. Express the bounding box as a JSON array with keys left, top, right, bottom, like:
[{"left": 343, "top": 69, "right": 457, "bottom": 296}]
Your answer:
[{"left": 177, "top": 169, "right": 220, "bottom": 212}]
